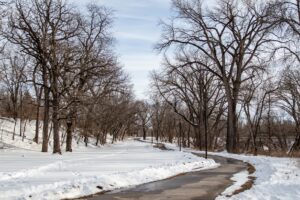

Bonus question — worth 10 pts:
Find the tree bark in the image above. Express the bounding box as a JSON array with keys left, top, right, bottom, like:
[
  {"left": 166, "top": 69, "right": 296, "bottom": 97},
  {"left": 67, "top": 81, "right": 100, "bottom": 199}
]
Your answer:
[
  {"left": 33, "top": 87, "right": 43, "bottom": 144},
  {"left": 19, "top": 88, "right": 23, "bottom": 137},
  {"left": 226, "top": 97, "right": 238, "bottom": 153},
  {"left": 52, "top": 92, "right": 61, "bottom": 154},
  {"left": 42, "top": 87, "right": 50, "bottom": 152},
  {"left": 142, "top": 124, "right": 146, "bottom": 140},
  {"left": 66, "top": 119, "right": 73, "bottom": 152}
]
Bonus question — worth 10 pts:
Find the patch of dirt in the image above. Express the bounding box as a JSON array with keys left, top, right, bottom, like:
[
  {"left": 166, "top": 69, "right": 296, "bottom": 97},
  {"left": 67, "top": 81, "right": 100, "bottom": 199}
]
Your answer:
[
  {"left": 227, "top": 163, "right": 256, "bottom": 197},
  {"left": 153, "top": 143, "right": 169, "bottom": 150},
  {"left": 65, "top": 190, "right": 110, "bottom": 200},
  {"left": 230, "top": 176, "right": 256, "bottom": 196},
  {"left": 247, "top": 163, "right": 255, "bottom": 175}
]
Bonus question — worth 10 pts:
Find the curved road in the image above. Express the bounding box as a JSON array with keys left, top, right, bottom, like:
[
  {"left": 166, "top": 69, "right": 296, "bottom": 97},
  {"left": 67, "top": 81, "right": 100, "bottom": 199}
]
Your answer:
[{"left": 84, "top": 154, "right": 248, "bottom": 200}]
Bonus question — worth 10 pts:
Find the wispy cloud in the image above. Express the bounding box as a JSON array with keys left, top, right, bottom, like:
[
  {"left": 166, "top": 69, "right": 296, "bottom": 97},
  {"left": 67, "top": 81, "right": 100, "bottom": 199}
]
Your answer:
[{"left": 73, "top": 0, "right": 172, "bottom": 99}]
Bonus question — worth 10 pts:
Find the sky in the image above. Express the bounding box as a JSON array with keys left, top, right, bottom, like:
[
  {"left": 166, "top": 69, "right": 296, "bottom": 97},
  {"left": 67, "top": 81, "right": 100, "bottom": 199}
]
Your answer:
[{"left": 74, "top": 0, "right": 172, "bottom": 99}]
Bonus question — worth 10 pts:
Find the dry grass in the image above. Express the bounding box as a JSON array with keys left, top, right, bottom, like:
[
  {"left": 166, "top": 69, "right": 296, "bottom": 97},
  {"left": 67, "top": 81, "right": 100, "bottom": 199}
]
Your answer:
[
  {"left": 256, "top": 150, "right": 300, "bottom": 158},
  {"left": 288, "top": 151, "right": 300, "bottom": 158},
  {"left": 235, "top": 149, "right": 300, "bottom": 158}
]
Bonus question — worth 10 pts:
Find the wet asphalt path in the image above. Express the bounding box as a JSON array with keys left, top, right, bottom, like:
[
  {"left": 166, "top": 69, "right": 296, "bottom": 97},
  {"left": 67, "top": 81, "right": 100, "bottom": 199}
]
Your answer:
[{"left": 83, "top": 154, "right": 247, "bottom": 200}]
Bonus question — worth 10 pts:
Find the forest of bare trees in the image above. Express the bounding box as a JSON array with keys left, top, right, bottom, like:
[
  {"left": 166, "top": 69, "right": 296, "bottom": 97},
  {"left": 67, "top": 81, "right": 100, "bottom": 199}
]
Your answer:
[
  {"left": 0, "top": 0, "right": 137, "bottom": 154},
  {"left": 0, "top": 0, "right": 300, "bottom": 157},
  {"left": 151, "top": 0, "right": 300, "bottom": 156}
]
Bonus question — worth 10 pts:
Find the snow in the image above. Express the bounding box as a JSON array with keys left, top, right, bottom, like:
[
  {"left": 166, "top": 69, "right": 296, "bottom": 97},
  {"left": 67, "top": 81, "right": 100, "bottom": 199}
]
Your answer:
[
  {"left": 0, "top": 117, "right": 111, "bottom": 151},
  {"left": 206, "top": 152, "right": 300, "bottom": 200},
  {"left": 0, "top": 139, "right": 218, "bottom": 200},
  {"left": 157, "top": 140, "right": 300, "bottom": 200},
  {"left": 217, "top": 170, "right": 249, "bottom": 199},
  {"left": 1, "top": 117, "right": 299, "bottom": 200},
  {"left": 0, "top": 118, "right": 42, "bottom": 151}
]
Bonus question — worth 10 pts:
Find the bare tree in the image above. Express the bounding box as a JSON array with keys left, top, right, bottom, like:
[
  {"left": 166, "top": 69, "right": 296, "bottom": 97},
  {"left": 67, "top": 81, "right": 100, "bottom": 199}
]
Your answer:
[
  {"left": 0, "top": 51, "right": 27, "bottom": 140},
  {"left": 4, "top": 0, "right": 80, "bottom": 153},
  {"left": 152, "top": 55, "right": 226, "bottom": 157},
  {"left": 136, "top": 101, "right": 152, "bottom": 140},
  {"left": 156, "top": 0, "right": 276, "bottom": 153},
  {"left": 277, "top": 68, "right": 300, "bottom": 155},
  {"left": 270, "top": 0, "right": 300, "bottom": 155},
  {"left": 62, "top": 3, "right": 115, "bottom": 152},
  {"left": 241, "top": 74, "right": 277, "bottom": 155}
]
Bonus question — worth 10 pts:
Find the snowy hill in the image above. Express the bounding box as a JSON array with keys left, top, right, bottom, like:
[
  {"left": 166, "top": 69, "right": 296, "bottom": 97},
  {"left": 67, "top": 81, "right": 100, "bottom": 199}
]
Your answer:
[
  {"left": 0, "top": 117, "right": 42, "bottom": 151},
  {"left": 1, "top": 118, "right": 299, "bottom": 200},
  {"left": 0, "top": 117, "right": 100, "bottom": 152},
  {"left": 0, "top": 118, "right": 218, "bottom": 200}
]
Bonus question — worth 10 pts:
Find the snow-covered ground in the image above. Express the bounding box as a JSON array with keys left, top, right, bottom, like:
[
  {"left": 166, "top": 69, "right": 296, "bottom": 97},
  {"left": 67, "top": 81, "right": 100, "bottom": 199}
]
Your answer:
[
  {"left": 0, "top": 139, "right": 218, "bottom": 200},
  {"left": 0, "top": 118, "right": 218, "bottom": 199},
  {"left": 217, "top": 170, "right": 250, "bottom": 198},
  {"left": 162, "top": 142, "right": 300, "bottom": 200},
  {"left": 0, "top": 117, "right": 88, "bottom": 151},
  {"left": 214, "top": 152, "right": 300, "bottom": 200},
  {"left": 1, "top": 117, "right": 299, "bottom": 200}
]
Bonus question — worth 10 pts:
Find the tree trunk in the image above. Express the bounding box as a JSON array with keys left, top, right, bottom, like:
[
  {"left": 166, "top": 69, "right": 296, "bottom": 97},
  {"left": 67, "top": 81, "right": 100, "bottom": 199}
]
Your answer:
[
  {"left": 34, "top": 87, "right": 43, "bottom": 144},
  {"left": 22, "top": 119, "right": 27, "bottom": 142},
  {"left": 290, "top": 134, "right": 300, "bottom": 154},
  {"left": 52, "top": 95, "right": 61, "bottom": 154},
  {"left": 84, "top": 135, "right": 88, "bottom": 147},
  {"left": 96, "top": 133, "right": 100, "bottom": 146},
  {"left": 203, "top": 96, "right": 208, "bottom": 159},
  {"left": 52, "top": 64, "right": 61, "bottom": 154},
  {"left": 42, "top": 87, "right": 50, "bottom": 153},
  {"left": 19, "top": 89, "right": 23, "bottom": 137},
  {"left": 12, "top": 119, "right": 17, "bottom": 140},
  {"left": 66, "top": 120, "right": 73, "bottom": 152},
  {"left": 142, "top": 125, "right": 146, "bottom": 140},
  {"left": 187, "top": 125, "right": 190, "bottom": 148},
  {"left": 34, "top": 107, "right": 40, "bottom": 143},
  {"left": 290, "top": 125, "right": 300, "bottom": 155},
  {"left": 179, "top": 122, "right": 182, "bottom": 151},
  {"left": 194, "top": 126, "right": 201, "bottom": 149},
  {"left": 226, "top": 98, "right": 238, "bottom": 153}
]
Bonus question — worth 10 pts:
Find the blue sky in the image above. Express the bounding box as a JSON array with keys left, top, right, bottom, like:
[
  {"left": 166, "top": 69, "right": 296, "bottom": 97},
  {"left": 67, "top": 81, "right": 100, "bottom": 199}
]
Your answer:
[{"left": 74, "top": 0, "right": 172, "bottom": 99}]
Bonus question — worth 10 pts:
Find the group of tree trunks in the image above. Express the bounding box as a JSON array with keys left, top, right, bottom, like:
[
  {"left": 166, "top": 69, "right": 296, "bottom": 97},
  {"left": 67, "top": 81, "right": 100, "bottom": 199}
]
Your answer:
[
  {"left": 151, "top": 0, "right": 300, "bottom": 155},
  {"left": 0, "top": 0, "right": 300, "bottom": 156}
]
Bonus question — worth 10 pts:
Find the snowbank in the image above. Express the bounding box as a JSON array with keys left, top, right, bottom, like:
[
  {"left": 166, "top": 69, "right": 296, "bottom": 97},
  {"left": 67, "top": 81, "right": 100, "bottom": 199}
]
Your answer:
[
  {"left": 217, "top": 170, "right": 250, "bottom": 198},
  {"left": 0, "top": 140, "right": 218, "bottom": 200},
  {"left": 213, "top": 152, "right": 300, "bottom": 200},
  {"left": 158, "top": 140, "right": 300, "bottom": 200}
]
